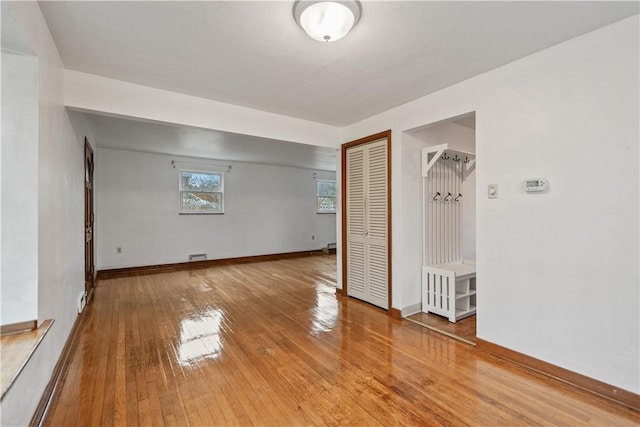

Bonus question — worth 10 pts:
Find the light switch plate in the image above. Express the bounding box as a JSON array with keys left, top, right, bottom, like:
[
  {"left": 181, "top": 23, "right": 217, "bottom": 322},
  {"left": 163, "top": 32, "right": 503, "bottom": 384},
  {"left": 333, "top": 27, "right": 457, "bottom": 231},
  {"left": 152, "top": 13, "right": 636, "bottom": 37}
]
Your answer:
[{"left": 488, "top": 184, "right": 498, "bottom": 199}]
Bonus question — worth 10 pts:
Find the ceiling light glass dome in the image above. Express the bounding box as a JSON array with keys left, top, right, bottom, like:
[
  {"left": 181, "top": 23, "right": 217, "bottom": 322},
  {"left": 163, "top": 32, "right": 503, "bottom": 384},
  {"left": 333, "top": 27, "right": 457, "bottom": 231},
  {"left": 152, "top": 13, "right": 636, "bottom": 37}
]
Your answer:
[{"left": 293, "top": 1, "right": 362, "bottom": 42}]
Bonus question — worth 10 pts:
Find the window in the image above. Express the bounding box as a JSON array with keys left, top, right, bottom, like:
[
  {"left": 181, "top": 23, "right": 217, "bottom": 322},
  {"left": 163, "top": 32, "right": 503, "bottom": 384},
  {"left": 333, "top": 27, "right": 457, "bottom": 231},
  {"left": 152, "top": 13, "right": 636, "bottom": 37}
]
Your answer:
[
  {"left": 316, "top": 180, "right": 336, "bottom": 213},
  {"left": 180, "top": 170, "right": 224, "bottom": 214}
]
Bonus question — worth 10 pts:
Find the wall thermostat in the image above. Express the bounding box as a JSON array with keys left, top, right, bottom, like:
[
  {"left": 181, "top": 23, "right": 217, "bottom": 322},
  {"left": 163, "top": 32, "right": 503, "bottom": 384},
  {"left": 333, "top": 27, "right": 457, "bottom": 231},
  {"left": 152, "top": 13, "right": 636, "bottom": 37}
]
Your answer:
[{"left": 524, "top": 178, "right": 548, "bottom": 192}]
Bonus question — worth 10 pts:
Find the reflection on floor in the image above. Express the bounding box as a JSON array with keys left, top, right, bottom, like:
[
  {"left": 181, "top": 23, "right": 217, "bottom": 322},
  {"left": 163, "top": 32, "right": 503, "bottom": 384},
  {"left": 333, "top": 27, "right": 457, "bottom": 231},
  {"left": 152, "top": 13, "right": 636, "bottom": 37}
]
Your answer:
[
  {"left": 404, "top": 311, "right": 476, "bottom": 345},
  {"left": 43, "top": 256, "right": 639, "bottom": 425}
]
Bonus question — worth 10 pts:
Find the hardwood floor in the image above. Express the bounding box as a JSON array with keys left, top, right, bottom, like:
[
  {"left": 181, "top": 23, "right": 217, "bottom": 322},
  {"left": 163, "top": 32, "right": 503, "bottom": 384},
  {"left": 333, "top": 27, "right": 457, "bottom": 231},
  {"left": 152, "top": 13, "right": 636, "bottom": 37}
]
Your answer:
[
  {"left": 404, "top": 312, "right": 476, "bottom": 345},
  {"left": 44, "top": 255, "right": 638, "bottom": 426}
]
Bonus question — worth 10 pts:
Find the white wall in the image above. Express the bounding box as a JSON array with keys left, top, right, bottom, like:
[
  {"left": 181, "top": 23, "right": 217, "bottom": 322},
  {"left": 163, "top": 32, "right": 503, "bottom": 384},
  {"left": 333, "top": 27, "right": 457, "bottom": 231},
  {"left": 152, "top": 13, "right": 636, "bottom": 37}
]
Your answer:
[
  {"left": 342, "top": 16, "right": 639, "bottom": 393},
  {"left": 1, "top": 51, "right": 39, "bottom": 325},
  {"left": 0, "top": 3, "right": 87, "bottom": 425},
  {"left": 96, "top": 148, "right": 336, "bottom": 269}
]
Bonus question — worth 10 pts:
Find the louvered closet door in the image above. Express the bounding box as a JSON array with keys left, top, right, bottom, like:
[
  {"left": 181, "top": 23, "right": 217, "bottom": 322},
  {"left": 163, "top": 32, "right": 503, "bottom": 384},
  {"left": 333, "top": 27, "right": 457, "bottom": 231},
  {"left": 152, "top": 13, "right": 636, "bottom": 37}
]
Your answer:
[{"left": 346, "top": 138, "right": 388, "bottom": 309}]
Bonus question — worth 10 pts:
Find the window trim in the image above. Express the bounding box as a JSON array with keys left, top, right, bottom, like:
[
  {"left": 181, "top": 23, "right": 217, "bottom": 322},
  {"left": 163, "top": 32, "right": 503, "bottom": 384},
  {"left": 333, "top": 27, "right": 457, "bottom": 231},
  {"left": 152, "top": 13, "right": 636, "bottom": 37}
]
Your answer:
[
  {"left": 179, "top": 169, "right": 225, "bottom": 215},
  {"left": 316, "top": 179, "right": 337, "bottom": 214}
]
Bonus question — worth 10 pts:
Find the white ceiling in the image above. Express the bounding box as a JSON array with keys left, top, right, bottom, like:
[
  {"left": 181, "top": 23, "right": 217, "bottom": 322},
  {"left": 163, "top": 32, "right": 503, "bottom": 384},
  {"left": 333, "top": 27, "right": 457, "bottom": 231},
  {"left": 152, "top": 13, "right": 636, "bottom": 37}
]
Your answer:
[
  {"left": 73, "top": 112, "right": 339, "bottom": 171},
  {"left": 38, "top": 1, "right": 637, "bottom": 171},
  {"left": 40, "top": 1, "right": 639, "bottom": 126}
]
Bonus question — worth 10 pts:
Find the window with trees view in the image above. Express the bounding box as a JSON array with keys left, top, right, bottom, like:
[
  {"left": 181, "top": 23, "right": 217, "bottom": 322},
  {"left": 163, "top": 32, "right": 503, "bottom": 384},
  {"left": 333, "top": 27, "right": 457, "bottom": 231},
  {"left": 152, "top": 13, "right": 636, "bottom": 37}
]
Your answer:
[
  {"left": 317, "top": 180, "right": 336, "bottom": 213},
  {"left": 180, "top": 170, "right": 224, "bottom": 214}
]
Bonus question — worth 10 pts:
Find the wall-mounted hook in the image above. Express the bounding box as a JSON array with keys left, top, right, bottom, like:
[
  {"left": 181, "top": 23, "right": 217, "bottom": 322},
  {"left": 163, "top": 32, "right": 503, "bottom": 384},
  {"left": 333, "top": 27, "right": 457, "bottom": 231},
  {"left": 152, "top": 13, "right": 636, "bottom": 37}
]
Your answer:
[
  {"left": 454, "top": 193, "right": 462, "bottom": 202},
  {"left": 444, "top": 192, "right": 452, "bottom": 201},
  {"left": 464, "top": 156, "right": 470, "bottom": 164},
  {"left": 432, "top": 191, "right": 441, "bottom": 201},
  {"left": 313, "top": 172, "right": 317, "bottom": 179},
  {"left": 453, "top": 155, "right": 460, "bottom": 162}
]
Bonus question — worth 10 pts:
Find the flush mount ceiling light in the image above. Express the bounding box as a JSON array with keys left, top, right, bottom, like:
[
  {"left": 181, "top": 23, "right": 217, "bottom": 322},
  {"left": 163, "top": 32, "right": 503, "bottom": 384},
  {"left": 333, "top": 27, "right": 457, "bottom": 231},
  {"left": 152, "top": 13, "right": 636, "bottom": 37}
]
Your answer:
[{"left": 293, "top": 0, "right": 362, "bottom": 42}]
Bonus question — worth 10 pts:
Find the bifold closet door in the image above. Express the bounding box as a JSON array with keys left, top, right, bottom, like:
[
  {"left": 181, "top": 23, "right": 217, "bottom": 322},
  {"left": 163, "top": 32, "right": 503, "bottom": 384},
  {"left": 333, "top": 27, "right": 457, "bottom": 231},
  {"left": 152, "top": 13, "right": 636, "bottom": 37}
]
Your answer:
[{"left": 346, "top": 138, "right": 388, "bottom": 309}]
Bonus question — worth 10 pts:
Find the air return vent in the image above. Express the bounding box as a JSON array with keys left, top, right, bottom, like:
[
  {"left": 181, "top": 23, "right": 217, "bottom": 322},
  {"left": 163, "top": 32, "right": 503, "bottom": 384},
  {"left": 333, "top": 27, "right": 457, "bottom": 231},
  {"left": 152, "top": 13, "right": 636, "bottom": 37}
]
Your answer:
[{"left": 189, "top": 254, "right": 207, "bottom": 261}]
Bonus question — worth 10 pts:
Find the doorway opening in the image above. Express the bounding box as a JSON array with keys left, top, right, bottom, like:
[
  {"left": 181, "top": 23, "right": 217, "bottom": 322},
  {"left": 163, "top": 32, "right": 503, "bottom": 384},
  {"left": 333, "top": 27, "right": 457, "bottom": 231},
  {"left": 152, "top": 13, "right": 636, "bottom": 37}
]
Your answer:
[
  {"left": 84, "top": 138, "right": 95, "bottom": 303},
  {"left": 402, "top": 113, "right": 477, "bottom": 344}
]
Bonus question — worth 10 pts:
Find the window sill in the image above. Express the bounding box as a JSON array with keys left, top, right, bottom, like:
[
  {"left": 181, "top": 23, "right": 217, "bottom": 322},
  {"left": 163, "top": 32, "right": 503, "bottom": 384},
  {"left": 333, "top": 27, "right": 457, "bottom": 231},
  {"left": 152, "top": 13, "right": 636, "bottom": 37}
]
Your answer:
[
  {"left": 1, "top": 319, "right": 54, "bottom": 399},
  {"left": 179, "top": 212, "right": 225, "bottom": 215}
]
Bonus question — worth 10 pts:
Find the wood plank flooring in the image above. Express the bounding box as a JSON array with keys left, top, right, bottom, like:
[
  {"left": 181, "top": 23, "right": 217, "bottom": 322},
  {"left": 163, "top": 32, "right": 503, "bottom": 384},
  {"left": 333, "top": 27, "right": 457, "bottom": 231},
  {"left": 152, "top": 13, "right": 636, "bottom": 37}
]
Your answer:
[
  {"left": 404, "top": 312, "right": 476, "bottom": 345},
  {"left": 44, "top": 255, "right": 638, "bottom": 426}
]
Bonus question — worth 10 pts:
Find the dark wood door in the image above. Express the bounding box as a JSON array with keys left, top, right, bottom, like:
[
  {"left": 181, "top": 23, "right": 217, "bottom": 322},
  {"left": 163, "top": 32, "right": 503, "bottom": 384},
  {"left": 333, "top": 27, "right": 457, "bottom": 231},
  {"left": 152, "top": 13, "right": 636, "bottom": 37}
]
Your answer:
[{"left": 84, "top": 138, "right": 95, "bottom": 301}]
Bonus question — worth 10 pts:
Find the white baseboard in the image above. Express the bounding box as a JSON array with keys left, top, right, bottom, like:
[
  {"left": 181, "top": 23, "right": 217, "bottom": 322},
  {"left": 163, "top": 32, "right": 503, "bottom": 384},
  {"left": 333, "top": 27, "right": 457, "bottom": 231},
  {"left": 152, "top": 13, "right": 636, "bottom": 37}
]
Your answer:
[{"left": 401, "top": 303, "right": 422, "bottom": 318}]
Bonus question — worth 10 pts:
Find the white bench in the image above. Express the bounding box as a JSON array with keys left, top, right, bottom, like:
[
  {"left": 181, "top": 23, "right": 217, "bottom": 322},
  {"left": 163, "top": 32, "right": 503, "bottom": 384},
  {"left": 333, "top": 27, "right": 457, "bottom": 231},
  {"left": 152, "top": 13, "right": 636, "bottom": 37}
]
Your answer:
[{"left": 422, "top": 263, "right": 476, "bottom": 323}]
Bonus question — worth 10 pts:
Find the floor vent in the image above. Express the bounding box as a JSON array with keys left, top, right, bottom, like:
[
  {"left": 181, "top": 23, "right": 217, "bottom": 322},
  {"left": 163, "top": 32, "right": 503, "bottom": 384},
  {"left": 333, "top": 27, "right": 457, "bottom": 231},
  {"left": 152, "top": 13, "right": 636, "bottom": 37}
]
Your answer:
[{"left": 189, "top": 253, "right": 207, "bottom": 261}]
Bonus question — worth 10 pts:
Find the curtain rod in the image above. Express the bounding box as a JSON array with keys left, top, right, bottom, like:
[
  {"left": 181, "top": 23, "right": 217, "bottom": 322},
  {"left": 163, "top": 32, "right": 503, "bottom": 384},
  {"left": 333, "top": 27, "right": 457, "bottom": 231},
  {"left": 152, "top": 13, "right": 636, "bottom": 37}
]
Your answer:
[{"left": 171, "top": 160, "right": 232, "bottom": 173}]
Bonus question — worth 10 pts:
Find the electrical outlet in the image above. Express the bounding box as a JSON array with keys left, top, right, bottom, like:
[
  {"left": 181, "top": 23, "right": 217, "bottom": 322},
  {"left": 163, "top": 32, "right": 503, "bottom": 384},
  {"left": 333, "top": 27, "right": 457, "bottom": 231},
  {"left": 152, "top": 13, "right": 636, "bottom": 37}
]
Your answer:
[{"left": 116, "top": 247, "right": 122, "bottom": 254}]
